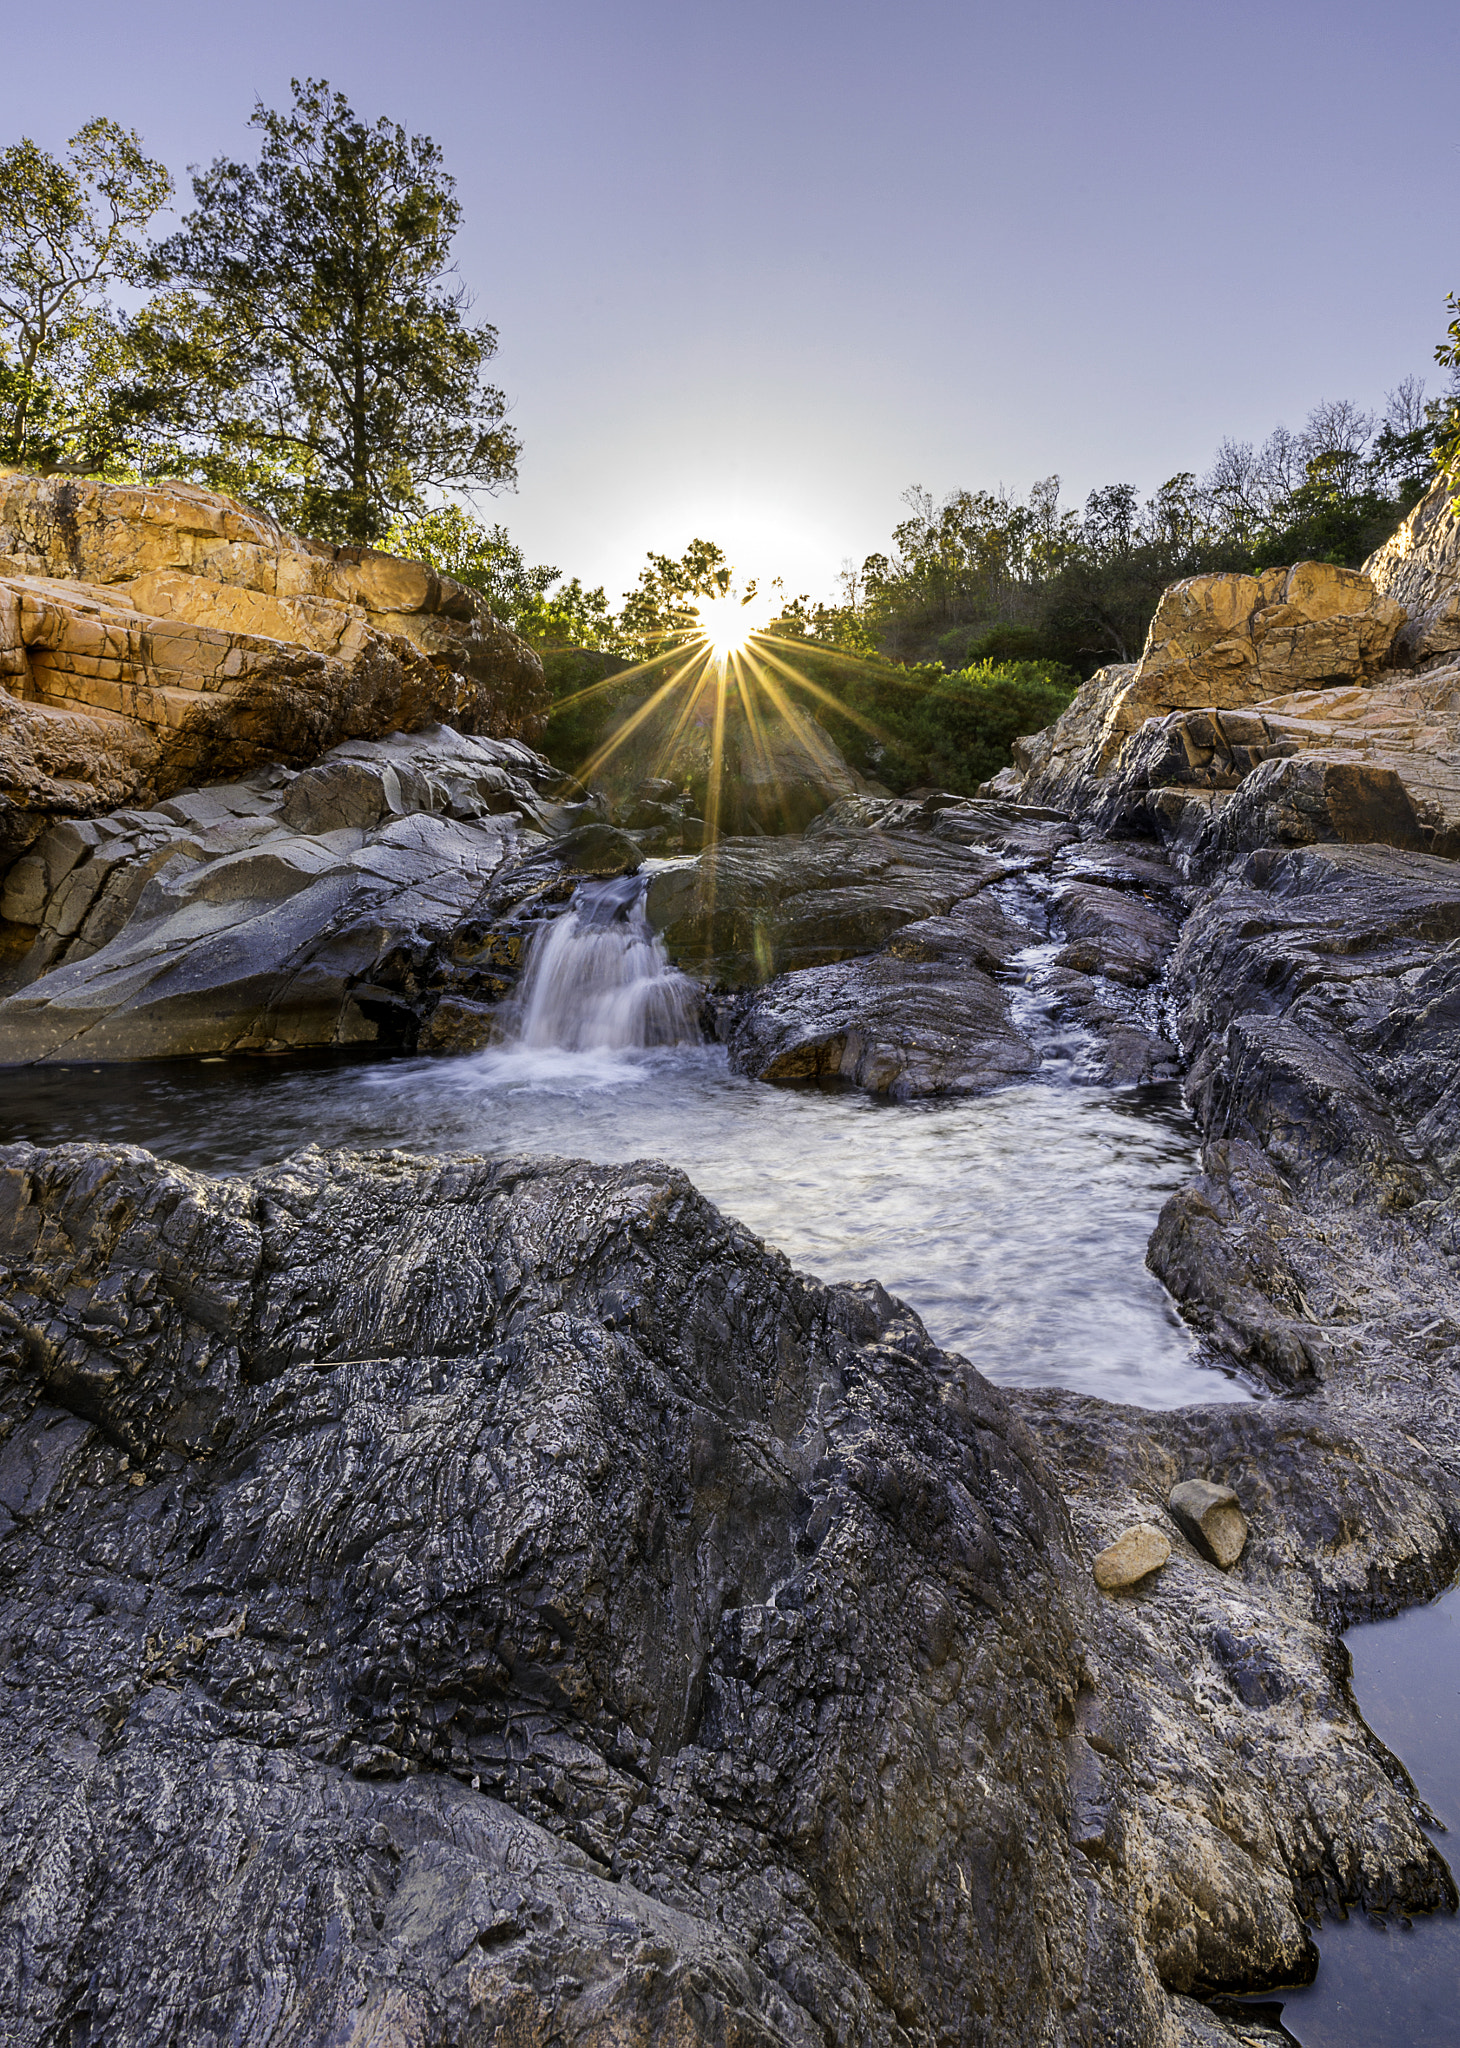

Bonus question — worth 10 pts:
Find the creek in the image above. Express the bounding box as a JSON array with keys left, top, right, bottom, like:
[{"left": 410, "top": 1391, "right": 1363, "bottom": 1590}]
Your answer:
[
  {"left": 0, "top": 875, "right": 1250, "bottom": 1411},
  {"left": 3, "top": 870, "right": 1458, "bottom": 2036}
]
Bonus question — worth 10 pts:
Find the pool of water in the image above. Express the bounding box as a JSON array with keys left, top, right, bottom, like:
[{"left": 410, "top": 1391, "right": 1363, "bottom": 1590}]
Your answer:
[
  {"left": 1255, "top": 1581, "right": 1460, "bottom": 2046},
  {"left": 0, "top": 1042, "right": 1251, "bottom": 1408}
]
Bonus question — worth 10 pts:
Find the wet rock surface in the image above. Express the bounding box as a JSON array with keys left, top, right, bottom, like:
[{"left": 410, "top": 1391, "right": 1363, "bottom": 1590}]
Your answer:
[
  {"left": 7, "top": 524, "right": 1460, "bottom": 2042},
  {"left": 0, "top": 726, "right": 570, "bottom": 1060},
  {"left": 2, "top": 1134, "right": 1458, "bottom": 2048}
]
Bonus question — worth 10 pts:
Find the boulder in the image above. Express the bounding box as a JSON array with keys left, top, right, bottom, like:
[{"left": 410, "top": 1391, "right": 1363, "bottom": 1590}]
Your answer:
[
  {"left": 1011, "top": 564, "right": 1408, "bottom": 831},
  {"left": 1169, "top": 1480, "right": 1248, "bottom": 1569},
  {"left": 1365, "top": 472, "right": 1460, "bottom": 663},
  {"left": 647, "top": 795, "right": 1073, "bottom": 987},
  {"left": 0, "top": 726, "right": 561, "bottom": 1061},
  {"left": 720, "top": 947, "right": 1040, "bottom": 1098},
  {"left": 0, "top": 472, "right": 546, "bottom": 861},
  {"left": 1093, "top": 1525, "right": 1171, "bottom": 1590}
]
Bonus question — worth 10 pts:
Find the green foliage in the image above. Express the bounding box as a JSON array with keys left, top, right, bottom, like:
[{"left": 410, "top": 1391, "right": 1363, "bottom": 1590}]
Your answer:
[
  {"left": 383, "top": 503, "right": 620, "bottom": 650},
  {"left": 811, "top": 656, "right": 1079, "bottom": 796},
  {"left": 1437, "top": 293, "right": 1460, "bottom": 498},
  {"left": 840, "top": 368, "right": 1458, "bottom": 676},
  {"left": 539, "top": 647, "right": 639, "bottom": 768},
  {"left": 619, "top": 539, "right": 733, "bottom": 654},
  {"left": 144, "top": 78, "right": 517, "bottom": 542},
  {"left": 0, "top": 119, "right": 171, "bottom": 471}
]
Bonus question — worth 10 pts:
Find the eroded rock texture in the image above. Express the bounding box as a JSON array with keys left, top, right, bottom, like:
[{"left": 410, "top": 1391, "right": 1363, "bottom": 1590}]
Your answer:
[
  {"left": 3, "top": 1137, "right": 1456, "bottom": 2048},
  {"left": 1364, "top": 472, "right": 1460, "bottom": 663},
  {"left": 0, "top": 471, "right": 546, "bottom": 861},
  {"left": 0, "top": 727, "right": 571, "bottom": 1060},
  {"left": 0, "top": 1141, "right": 1143, "bottom": 2044}
]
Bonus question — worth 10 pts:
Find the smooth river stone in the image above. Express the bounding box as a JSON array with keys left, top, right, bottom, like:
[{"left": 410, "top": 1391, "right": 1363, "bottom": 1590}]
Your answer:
[
  {"left": 1169, "top": 1480, "right": 1248, "bottom": 1569},
  {"left": 1092, "top": 1524, "right": 1171, "bottom": 1591}
]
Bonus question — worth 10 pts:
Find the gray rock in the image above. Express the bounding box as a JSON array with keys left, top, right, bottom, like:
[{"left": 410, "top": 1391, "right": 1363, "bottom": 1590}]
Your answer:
[
  {"left": 721, "top": 948, "right": 1040, "bottom": 1098},
  {"left": 1169, "top": 1481, "right": 1248, "bottom": 1568},
  {"left": 0, "top": 726, "right": 562, "bottom": 1062}
]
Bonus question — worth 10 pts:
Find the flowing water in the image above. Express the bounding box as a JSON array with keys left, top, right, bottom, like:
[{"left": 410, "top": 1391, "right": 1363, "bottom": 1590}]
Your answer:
[
  {"left": 7, "top": 871, "right": 1460, "bottom": 2033},
  {"left": 0, "top": 876, "right": 1250, "bottom": 1409}
]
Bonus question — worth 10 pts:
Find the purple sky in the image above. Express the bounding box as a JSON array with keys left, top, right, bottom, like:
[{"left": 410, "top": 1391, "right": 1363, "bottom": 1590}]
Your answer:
[{"left": 10, "top": 0, "right": 1460, "bottom": 602}]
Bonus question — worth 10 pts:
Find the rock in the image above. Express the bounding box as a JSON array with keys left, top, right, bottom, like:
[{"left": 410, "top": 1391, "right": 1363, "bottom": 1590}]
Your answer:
[
  {"left": 720, "top": 947, "right": 1040, "bottom": 1098},
  {"left": 549, "top": 820, "right": 644, "bottom": 876},
  {"left": 1006, "top": 564, "right": 1422, "bottom": 842},
  {"left": 1093, "top": 1525, "right": 1172, "bottom": 1590},
  {"left": 647, "top": 795, "right": 1072, "bottom": 987},
  {"left": 1052, "top": 879, "right": 1179, "bottom": 987},
  {"left": 8, "top": 1135, "right": 1459, "bottom": 2042},
  {"left": 0, "top": 471, "right": 546, "bottom": 857},
  {"left": 0, "top": 1135, "right": 1173, "bottom": 2048},
  {"left": 1169, "top": 1480, "right": 1248, "bottom": 1568},
  {"left": 1365, "top": 472, "right": 1460, "bottom": 663},
  {"left": 0, "top": 726, "right": 561, "bottom": 1061},
  {"left": 419, "top": 994, "right": 499, "bottom": 1053},
  {"left": 1135, "top": 562, "right": 1403, "bottom": 705}
]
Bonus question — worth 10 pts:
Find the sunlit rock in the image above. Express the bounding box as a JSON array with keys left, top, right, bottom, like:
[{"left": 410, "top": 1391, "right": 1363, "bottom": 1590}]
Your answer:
[{"left": 1364, "top": 472, "right": 1460, "bottom": 663}]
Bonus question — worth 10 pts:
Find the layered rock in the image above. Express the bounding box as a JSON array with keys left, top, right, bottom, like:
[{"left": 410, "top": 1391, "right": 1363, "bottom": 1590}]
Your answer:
[
  {"left": 0, "top": 471, "right": 547, "bottom": 862},
  {"left": 677, "top": 796, "right": 1183, "bottom": 1097},
  {"left": 0, "top": 727, "right": 563, "bottom": 1061},
  {"left": 1364, "top": 471, "right": 1460, "bottom": 662}
]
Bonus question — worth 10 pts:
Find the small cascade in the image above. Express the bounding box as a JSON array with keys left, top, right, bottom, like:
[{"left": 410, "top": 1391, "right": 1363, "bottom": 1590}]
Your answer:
[{"left": 503, "top": 874, "right": 702, "bottom": 1052}]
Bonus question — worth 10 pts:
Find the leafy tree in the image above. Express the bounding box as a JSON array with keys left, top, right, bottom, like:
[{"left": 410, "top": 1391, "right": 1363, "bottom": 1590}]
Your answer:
[
  {"left": 618, "top": 539, "right": 734, "bottom": 654},
  {"left": 0, "top": 119, "right": 170, "bottom": 470},
  {"left": 1437, "top": 293, "right": 1460, "bottom": 494},
  {"left": 385, "top": 503, "right": 618, "bottom": 648},
  {"left": 146, "top": 79, "right": 517, "bottom": 542}
]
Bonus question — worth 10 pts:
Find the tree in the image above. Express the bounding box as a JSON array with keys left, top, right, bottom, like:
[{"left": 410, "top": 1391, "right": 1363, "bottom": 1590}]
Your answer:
[
  {"left": 618, "top": 540, "right": 734, "bottom": 654},
  {"left": 384, "top": 503, "right": 619, "bottom": 649},
  {"left": 1437, "top": 293, "right": 1460, "bottom": 495},
  {"left": 0, "top": 119, "right": 170, "bottom": 470},
  {"left": 148, "top": 78, "right": 518, "bottom": 542}
]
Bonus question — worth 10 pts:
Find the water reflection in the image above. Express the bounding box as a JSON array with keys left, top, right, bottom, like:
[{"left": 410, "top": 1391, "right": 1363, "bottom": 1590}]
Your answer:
[{"left": 1265, "top": 1582, "right": 1460, "bottom": 2046}]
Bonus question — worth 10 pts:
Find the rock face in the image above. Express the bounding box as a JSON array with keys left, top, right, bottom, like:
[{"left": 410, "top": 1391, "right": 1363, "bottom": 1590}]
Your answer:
[
  {"left": 0, "top": 726, "right": 564, "bottom": 1061},
  {"left": 1364, "top": 472, "right": 1460, "bottom": 663},
  {"left": 646, "top": 793, "right": 1185, "bottom": 1098},
  {"left": 1012, "top": 563, "right": 1404, "bottom": 820},
  {"left": 0, "top": 471, "right": 546, "bottom": 862},
  {"left": 3, "top": 1136, "right": 1458, "bottom": 2048},
  {"left": 996, "top": 546, "right": 1460, "bottom": 871}
]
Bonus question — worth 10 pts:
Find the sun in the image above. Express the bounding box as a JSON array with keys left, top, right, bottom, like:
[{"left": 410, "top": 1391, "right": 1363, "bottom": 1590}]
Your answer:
[{"left": 694, "top": 589, "right": 773, "bottom": 659}]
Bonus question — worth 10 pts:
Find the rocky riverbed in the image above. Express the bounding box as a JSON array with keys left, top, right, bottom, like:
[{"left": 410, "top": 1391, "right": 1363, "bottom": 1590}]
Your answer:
[{"left": 3, "top": 469, "right": 1460, "bottom": 2045}]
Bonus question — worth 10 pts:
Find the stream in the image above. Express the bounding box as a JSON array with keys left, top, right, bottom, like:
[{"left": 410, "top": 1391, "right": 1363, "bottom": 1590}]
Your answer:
[{"left": 3, "top": 871, "right": 1456, "bottom": 2039}]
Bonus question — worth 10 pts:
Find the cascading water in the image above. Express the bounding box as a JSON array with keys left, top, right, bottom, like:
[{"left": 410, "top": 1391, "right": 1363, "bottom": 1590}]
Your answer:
[{"left": 502, "top": 874, "right": 702, "bottom": 1052}]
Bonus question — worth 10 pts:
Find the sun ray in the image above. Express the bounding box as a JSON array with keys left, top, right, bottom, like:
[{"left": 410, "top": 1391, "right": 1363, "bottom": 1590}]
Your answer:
[
  {"left": 750, "top": 640, "right": 899, "bottom": 749},
  {"left": 544, "top": 640, "right": 698, "bottom": 717},
  {"left": 574, "top": 649, "right": 707, "bottom": 788},
  {"left": 651, "top": 652, "right": 719, "bottom": 784}
]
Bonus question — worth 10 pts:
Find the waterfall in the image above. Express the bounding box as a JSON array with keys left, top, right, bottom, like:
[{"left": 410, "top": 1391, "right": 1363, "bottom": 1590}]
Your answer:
[{"left": 503, "top": 874, "right": 702, "bottom": 1053}]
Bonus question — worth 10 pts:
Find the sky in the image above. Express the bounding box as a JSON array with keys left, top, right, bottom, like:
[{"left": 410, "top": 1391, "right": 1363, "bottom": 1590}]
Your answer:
[{"left": 7, "top": 0, "right": 1460, "bottom": 604}]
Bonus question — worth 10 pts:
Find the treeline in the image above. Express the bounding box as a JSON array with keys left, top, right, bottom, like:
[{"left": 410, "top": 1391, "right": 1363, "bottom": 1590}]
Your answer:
[
  {"left": 5, "top": 97, "right": 1459, "bottom": 796},
  {"left": 776, "top": 379, "right": 1460, "bottom": 676}
]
